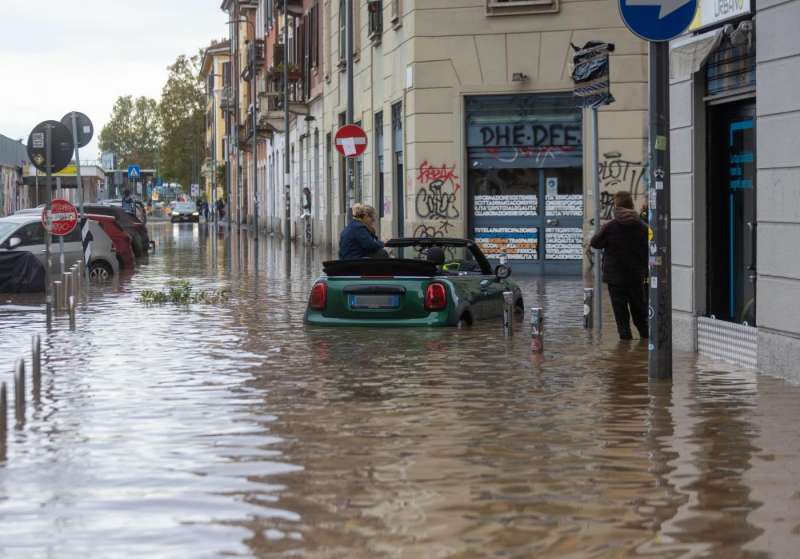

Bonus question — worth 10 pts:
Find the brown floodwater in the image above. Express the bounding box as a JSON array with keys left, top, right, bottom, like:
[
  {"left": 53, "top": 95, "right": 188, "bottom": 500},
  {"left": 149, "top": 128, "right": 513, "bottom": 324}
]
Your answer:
[{"left": 1, "top": 223, "right": 799, "bottom": 558}]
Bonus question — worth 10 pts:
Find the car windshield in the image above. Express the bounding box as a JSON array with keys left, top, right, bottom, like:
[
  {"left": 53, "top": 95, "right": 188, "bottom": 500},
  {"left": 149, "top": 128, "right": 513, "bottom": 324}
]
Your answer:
[
  {"left": 0, "top": 222, "right": 19, "bottom": 242},
  {"left": 175, "top": 204, "right": 195, "bottom": 212},
  {"left": 388, "top": 243, "right": 485, "bottom": 275}
]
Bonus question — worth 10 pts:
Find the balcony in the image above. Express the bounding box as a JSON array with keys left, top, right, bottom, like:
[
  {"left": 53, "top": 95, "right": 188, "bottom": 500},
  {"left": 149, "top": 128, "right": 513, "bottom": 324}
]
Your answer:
[
  {"left": 248, "top": 39, "right": 266, "bottom": 70},
  {"left": 219, "top": 87, "right": 234, "bottom": 110}
]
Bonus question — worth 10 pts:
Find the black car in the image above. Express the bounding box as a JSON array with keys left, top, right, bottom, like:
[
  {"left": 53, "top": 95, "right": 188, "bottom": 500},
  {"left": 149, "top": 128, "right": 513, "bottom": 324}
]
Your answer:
[
  {"left": 170, "top": 202, "right": 200, "bottom": 223},
  {"left": 83, "top": 204, "right": 151, "bottom": 257}
]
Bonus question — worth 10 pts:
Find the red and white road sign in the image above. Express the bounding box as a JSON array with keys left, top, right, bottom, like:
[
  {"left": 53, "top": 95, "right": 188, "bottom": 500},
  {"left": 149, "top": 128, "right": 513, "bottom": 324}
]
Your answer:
[
  {"left": 42, "top": 199, "right": 78, "bottom": 236},
  {"left": 335, "top": 124, "right": 368, "bottom": 158}
]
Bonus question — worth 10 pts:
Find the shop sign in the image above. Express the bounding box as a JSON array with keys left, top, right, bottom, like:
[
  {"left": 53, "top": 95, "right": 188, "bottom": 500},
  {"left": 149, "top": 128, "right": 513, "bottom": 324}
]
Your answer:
[
  {"left": 470, "top": 123, "right": 582, "bottom": 148},
  {"left": 690, "top": 0, "right": 751, "bottom": 31}
]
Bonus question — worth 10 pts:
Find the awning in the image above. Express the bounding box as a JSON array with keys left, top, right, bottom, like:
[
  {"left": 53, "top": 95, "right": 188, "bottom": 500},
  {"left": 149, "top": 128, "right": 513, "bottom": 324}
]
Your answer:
[{"left": 670, "top": 26, "right": 727, "bottom": 81}]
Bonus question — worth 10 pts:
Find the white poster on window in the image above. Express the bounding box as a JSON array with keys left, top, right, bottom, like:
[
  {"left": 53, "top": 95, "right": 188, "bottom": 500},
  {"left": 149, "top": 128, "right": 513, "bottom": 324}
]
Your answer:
[
  {"left": 474, "top": 195, "right": 537, "bottom": 217},
  {"left": 474, "top": 227, "right": 539, "bottom": 260},
  {"left": 545, "top": 194, "right": 583, "bottom": 216},
  {"left": 545, "top": 227, "right": 583, "bottom": 260}
]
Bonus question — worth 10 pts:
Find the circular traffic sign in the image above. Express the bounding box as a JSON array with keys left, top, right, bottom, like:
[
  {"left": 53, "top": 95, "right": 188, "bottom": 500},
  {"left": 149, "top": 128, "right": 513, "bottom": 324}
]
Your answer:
[
  {"left": 27, "top": 120, "right": 75, "bottom": 174},
  {"left": 335, "top": 124, "right": 368, "bottom": 158},
  {"left": 60, "top": 111, "right": 94, "bottom": 148},
  {"left": 618, "top": 0, "right": 697, "bottom": 42},
  {"left": 42, "top": 199, "right": 79, "bottom": 237}
]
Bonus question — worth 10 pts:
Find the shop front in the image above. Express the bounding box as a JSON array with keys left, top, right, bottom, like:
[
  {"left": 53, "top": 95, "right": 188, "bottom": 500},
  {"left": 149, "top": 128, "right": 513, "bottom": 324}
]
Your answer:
[{"left": 466, "top": 93, "right": 584, "bottom": 274}]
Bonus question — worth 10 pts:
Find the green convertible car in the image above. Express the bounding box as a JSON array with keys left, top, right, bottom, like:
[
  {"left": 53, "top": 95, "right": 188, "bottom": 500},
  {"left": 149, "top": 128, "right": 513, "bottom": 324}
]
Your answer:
[{"left": 304, "top": 238, "right": 524, "bottom": 327}]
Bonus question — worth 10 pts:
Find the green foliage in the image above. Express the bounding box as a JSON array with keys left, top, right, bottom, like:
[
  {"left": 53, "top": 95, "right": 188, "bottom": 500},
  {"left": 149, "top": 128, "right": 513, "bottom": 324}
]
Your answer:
[
  {"left": 138, "top": 280, "right": 229, "bottom": 305},
  {"left": 159, "top": 53, "right": 205, "bottom": 190},
  {"left": 98, "top": 95, "right": 160, "bottom": 168}
]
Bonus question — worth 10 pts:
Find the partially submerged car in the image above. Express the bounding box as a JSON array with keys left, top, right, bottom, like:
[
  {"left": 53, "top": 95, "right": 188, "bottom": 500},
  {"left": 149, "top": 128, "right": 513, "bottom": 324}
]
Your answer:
[
  {"left": 0, "top": 214, "right": 120, "bottom": 280},
  {"left": 83, "top": 204, "right": 151, "bottom": 257},
  {"left": 304, "top": 238, "right": 523, "bottom": 327}
]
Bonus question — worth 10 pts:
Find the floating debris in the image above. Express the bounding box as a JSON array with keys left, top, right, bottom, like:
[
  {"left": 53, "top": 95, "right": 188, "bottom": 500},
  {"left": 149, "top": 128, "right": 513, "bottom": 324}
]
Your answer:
[{"left": 138, "top": 280, "right": 229, "bottom": 305}]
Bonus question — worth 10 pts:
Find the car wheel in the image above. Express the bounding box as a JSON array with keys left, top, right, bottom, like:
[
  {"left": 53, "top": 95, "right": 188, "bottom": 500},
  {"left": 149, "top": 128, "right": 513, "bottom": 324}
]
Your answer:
[{"left": 89, "top": 261, "right": 113, "bottom": 281}]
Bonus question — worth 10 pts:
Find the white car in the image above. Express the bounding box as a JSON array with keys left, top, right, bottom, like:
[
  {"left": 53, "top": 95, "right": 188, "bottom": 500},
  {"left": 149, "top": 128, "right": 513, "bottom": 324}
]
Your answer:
[{"left": 0, "top": 214, "right": 120, "bottom": 280}]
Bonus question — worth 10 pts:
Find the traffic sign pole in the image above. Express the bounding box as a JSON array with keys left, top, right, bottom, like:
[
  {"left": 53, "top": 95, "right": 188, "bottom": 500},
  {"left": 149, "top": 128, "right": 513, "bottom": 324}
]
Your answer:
[
  {"left": 69, "top": 112, "right": 86, "bottom": 274},
  {"left": 648, "top": 41, "right": 672, "bottom": 380},
  {"left": 346, "top": 0, "right": 355, "bottom": 222},
  {"left": 45, "top": 126, "right": 53, "bottom": 325}
]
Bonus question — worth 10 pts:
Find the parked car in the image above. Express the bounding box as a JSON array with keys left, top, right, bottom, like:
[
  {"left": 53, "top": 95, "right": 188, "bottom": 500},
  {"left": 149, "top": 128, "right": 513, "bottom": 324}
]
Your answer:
[
  {"left": 86, "top": 213, "right": 135, "bottom": 270},
  {"left": 83, "top": 204, "right": 151, "bottom": 257},
  {"left": 304, "top": 238, "right": 523, "bottom": 327},
  {"left": 104, "top": 198, "right": 147, "bottom": 224},
  {"left": 0, "top": 214, "right": 120, "bottom": 280},
  {"left": 171, "top": 202, "right": 200, "bottom": 223}
]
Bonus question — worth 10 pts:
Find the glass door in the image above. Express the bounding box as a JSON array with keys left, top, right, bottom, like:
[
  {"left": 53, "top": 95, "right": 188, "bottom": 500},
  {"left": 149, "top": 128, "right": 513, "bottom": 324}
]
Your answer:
[{"left": 707, "top": 100, "right": 756, "bottom": 325}]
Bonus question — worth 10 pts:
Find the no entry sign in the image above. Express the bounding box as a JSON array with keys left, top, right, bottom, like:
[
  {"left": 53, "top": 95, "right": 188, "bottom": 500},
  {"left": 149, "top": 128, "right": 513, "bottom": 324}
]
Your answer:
[
  {"left": 42, "top": 199, "right": 79, "bottom": 236},
  {"left": 335, "top": 124, "right": 368, "bottom": 158}
]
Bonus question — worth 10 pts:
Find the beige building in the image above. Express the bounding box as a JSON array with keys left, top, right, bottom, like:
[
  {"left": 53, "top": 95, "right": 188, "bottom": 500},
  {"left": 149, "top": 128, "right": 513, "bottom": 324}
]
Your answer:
[
  {"left": 200, "top": 40, "right": 231, "bottom": 207},
  {"left": 220, "top": 0, "right": 649, "bottom": 273}
]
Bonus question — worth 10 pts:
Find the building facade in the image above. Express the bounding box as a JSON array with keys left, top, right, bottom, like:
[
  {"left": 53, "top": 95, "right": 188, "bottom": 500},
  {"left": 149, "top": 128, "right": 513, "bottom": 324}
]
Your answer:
[
  {"left": 0, "top": 134, "right": 29, "bottom": 216},
  {"left": 669, "top": 0, "right": 800, "bottom": 382},
  {"left": 200, "top": 40, "right": 231, "bottom": 207},
  {"left": 218, "top": 0, "right": 650, "bottom": 271}
]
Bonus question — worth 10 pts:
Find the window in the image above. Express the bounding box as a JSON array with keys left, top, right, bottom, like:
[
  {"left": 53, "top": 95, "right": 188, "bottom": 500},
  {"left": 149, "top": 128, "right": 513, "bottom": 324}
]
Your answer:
[
  {"left": 391, "top": 101, "right": 404, "bottom": 236},
  {"left": 375, "top": 111, "right": 384, "bottom": 218},
  {"left": 367, "top": 0, "right": 382, "bottom": 43},
  {"left": 325, "top": 0, "right": 332, "bottom": 80},
  {"left": 486, "top": 0, "right": 559, "bottom": 16},
  {"left": 15, "top": 222, "right": 45, "bottom": 246},
  {"left": 310, "top": 2, "right": 320, "bottom": 68},
  {"left": 339, "top": 0, "right": 346, "bottom": 68}
]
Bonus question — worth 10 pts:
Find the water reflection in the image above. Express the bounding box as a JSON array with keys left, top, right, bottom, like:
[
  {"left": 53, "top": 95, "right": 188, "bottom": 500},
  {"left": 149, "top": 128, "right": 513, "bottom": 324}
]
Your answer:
[{"left": 0, "top": 223, "right": 799, "bottom": 558}]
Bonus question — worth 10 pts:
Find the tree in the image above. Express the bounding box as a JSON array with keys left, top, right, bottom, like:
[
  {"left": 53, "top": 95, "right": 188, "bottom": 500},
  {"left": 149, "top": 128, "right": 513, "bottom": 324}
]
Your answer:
[
  {"left": 99, "top": 95, "right": 160, "bottom": 169},
  {"left": 159, "top": 53, "right": 205, "bottom": 190}
]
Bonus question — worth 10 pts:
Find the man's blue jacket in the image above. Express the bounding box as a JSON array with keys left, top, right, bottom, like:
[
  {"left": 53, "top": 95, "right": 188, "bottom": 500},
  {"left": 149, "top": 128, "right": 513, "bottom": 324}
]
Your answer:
[{"left": 339, "top": 220, "right": 384, "bottom": 259}]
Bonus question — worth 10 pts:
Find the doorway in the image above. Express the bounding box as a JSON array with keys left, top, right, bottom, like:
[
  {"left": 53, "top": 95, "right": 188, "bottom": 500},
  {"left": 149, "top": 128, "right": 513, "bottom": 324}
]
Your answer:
[{"left": 707, "top": 100, "right": 756, "bottom": 325}]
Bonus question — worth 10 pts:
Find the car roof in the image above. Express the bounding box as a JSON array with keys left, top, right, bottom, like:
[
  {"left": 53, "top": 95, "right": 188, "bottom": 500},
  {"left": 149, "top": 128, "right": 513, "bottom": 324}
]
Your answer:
[{"left": 0, "top": 214, "right": 40, "bottom": 224}]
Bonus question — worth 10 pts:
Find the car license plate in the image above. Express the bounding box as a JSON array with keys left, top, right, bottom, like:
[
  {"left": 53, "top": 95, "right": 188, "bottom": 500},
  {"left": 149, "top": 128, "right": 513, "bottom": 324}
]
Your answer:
[{"left": 349, "top": 294, "right": 400, "bottom": 309}]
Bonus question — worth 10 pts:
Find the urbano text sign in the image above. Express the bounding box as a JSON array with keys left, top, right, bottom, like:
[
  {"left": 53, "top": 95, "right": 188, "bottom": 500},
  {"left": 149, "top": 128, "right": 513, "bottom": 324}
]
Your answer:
[{"left": 690, "top": 0, "right": 750, "bottom": 30}]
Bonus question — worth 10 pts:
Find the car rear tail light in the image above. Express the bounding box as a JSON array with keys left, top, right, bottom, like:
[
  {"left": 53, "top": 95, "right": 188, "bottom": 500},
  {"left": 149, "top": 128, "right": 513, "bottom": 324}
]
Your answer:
[
  {"left": 309, "top": 282, "right": 327, "bottom": 310},
  {"left": 424, "top": 282, "right": 447, "bottom": 311}
]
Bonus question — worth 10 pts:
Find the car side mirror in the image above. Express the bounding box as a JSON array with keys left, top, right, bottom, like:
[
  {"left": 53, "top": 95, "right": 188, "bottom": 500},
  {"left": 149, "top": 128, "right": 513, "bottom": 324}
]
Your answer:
[
  {"left": 8, "top": 236, "right": 22, "bottom": 249},
  {"left": 495, "top": 264, "right": 512, "bottom": 280}
]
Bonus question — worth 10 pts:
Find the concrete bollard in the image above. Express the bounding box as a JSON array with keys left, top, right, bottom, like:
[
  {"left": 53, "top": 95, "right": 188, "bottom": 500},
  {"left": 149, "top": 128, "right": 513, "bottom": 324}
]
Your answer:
[
  {"left": 53, "top": 281, "right": 63, "bottom": 312},
  {"left": 68, "top": 296, "right": 76, "bottom": 328},
  {"left": 32, "top": 335, "right": 41, "bottom": 402},
  {"left": 583, "top": 288, "right": 594, "bottom": 329},
  {"left": 530, "top": 307, "right": 544, "bottom": 353},
  {"left": 14, "top": 358, "right": 25, "bottom": 424},
  {"left": 503, "top": 291, "right": 514, "bottom": 337}
]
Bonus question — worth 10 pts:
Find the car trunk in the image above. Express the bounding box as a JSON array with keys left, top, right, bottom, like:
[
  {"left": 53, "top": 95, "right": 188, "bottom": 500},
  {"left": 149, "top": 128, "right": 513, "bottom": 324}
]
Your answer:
[{"left": 320, "top": 259, "right": 439, "bottom": 320}]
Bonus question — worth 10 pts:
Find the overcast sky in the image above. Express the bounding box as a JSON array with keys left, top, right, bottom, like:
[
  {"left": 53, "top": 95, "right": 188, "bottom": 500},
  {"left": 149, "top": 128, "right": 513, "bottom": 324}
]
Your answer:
[{"left": 0, "top": 0, "right": 227, "bottom": 163}]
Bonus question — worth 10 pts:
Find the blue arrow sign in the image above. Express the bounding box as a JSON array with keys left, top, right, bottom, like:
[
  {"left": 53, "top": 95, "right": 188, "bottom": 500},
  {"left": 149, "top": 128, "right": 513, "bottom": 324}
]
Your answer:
[
  {"left": 619, "top": 0, "right": 697, "bottom": 42},
  {"left": 127, "top": 164, "right": 141, "bottom": 179}
]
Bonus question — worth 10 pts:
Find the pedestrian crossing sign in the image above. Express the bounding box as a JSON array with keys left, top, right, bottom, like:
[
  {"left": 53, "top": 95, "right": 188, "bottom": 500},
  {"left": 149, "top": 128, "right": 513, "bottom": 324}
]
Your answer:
[{"left": 128, "top": 164, "right": 141, "bottom": 179}]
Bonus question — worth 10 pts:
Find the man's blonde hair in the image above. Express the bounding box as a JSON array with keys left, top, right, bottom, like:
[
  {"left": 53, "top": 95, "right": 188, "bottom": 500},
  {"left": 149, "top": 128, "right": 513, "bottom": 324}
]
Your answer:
[{"left": 352, "top": 203, "right": 377, "bottom": 220}]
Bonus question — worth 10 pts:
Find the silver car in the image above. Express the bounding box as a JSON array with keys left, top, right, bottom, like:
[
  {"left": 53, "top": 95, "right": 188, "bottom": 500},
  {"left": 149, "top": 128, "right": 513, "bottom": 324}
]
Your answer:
[{"left": 0, "top": 214, "right": 120, "bottom": 280}]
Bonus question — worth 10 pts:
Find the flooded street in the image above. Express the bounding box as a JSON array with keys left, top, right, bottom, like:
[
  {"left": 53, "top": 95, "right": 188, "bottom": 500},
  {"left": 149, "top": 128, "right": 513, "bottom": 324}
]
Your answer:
[{"left": 2, "top": 223, "right": 800, "bottom": 558}]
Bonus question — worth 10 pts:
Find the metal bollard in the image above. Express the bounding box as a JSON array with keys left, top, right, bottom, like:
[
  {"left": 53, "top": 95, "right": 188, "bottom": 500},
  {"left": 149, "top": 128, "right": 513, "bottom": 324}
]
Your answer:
[
  {"left": 530, "top": 307, "right": 544, "bottom": 353},
  {"left": 1, "top": 382, "right": 7, "bottom": 442},
  {"left": 503, "top": 291, "right": 514, "bottom": 337},
  {"left": 583, "top": 288, "right": 594, "bottom": 329},
  {"left": 68, "top": 296, "right": 76, "bottom": 328},
  {"left": 32, "top": 335, "right": 41, "bottom": 402},
  {"left": 14, "top": 358, "right": 25, "bottom": 424},
  {"left": 63, "top": 272, "right": 73, "bottom": 310},
  {"left": 53, "top": 281, "right": 63, "bottom": 312}
]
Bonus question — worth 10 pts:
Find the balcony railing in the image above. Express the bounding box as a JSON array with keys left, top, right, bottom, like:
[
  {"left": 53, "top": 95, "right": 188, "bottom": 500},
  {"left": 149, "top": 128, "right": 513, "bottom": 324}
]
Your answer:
[{"left": 219, "top": 87, "right": 233, "bottom": 110}]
